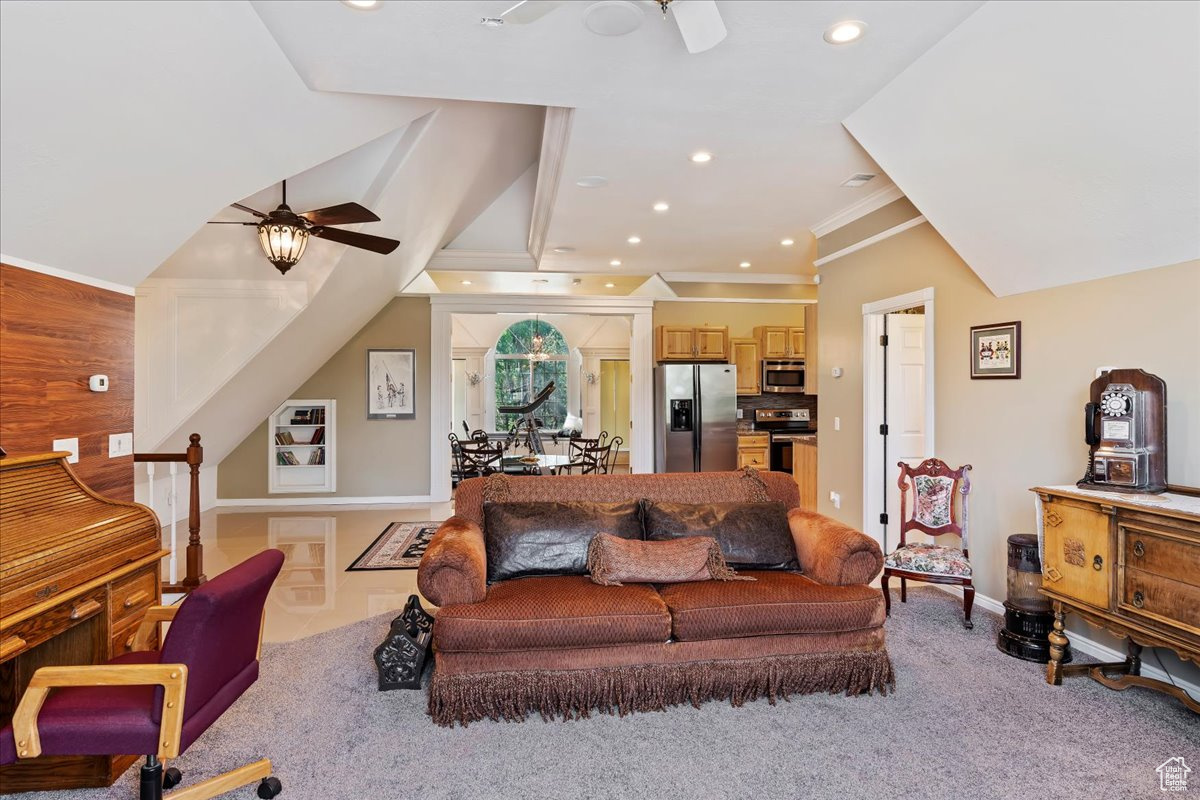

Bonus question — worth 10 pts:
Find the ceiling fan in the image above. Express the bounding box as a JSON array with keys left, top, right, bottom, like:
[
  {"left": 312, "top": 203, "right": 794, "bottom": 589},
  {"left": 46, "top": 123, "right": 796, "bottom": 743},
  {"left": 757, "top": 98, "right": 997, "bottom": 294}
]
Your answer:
[
  {"left": 488, "top": 0, "right": 727, "bottom": 55},
  {"left": 208, "top": 180, "right": 400, "bottom": 275}
]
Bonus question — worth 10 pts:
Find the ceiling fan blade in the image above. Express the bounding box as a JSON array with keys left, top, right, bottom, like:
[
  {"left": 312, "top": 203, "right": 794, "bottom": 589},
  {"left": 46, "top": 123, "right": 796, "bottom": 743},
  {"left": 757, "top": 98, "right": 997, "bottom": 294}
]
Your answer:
[
  {"left": 298, "top": 202, "right": 381, "bottom": 226},
  {"left": 230, "top": 202, "right": 268, "bottom": 219},
  {"left": 671, "top": 0, "right": 726, "bottom": 54},
  {"left": 500, "top": 0, "right": 566, "bottom": 25},
  {"left": 310, "top": 226, "right": 400, "bottom": 255}
]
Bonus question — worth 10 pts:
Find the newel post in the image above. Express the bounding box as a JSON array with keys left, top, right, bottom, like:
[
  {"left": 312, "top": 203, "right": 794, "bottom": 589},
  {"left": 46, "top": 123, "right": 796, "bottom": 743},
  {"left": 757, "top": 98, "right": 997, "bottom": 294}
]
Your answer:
[{"left": 183, "top": 433, "right": 207, "bottom": 589}]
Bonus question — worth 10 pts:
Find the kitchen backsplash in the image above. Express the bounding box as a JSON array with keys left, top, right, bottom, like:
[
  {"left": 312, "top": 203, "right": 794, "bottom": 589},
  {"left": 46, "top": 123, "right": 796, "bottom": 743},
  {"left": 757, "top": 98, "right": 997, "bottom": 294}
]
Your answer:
[{"left": 737, "top": 392, "right": 818, "bottom": 425}]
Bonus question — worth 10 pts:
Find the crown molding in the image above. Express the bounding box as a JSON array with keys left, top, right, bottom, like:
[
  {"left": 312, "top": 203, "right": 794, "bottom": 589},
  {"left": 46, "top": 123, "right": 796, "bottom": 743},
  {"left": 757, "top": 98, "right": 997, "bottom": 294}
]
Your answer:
[
  {"left": 660, "top": 271, "right": 815, "bottom": 285},
  {"left": 2, "top": 253, "right": 136, "bottom": 295},
  {"left": 815, "top": 216, "right": 927, "bottom": 267},
  {"left": 425, "top": 249, "right": 537, "bottom": 271},
  {"left": 810, "top": 184, "right": 906, "bottom": 239},
  {"left": 527, "top": 106, "right": 574, "bottom": 264}
]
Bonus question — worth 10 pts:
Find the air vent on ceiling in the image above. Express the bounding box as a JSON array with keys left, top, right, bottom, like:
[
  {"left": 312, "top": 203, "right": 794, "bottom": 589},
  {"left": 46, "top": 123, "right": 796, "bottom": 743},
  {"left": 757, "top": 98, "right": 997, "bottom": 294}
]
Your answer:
[{"left": 841, "top": 173, "right": 877, "bottom": 188}]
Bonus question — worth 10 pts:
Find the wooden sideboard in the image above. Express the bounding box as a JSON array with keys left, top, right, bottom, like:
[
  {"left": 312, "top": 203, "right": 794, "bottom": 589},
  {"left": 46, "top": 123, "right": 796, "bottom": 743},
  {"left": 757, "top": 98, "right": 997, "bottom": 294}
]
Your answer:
[{"left": 1033, "top": 485, "right": 1199, "bottom": 712}]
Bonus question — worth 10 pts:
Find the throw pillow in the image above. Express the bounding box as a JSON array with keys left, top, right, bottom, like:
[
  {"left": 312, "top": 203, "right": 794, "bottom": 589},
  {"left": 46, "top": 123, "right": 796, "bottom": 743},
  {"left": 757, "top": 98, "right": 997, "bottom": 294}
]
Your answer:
[
  {"left": 483, "top": 500, "right": 643, "bottom": 583},
  {"left": 586, "top": 532, "right": 751, "bottom": 586},
  {"left": 642, "top": 500, "right": 799, "bottom": 571}
]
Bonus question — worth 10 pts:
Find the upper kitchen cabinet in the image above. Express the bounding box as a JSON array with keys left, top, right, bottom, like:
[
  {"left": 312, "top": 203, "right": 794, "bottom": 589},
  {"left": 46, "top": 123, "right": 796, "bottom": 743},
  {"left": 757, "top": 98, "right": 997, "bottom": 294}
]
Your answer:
[
  {"left": 656, "top": 325, "right": 729, "bottom": 362},
  {"left": 729, "top": 337, "right": 760, "bottom": 395},
  {"left": 755, "top": 325, "right": 805, "bottom": 359}
]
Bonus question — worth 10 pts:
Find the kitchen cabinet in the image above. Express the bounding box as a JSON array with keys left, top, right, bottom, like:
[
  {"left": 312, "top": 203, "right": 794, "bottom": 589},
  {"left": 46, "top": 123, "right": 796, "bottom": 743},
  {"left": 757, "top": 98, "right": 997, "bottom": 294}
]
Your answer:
[
  {"left": 804, "top": 304, "right": 818, "bottom": 395},
  {"left": 737, "top": 434, "right": 769, "bottom": 470},
  {"left": 729, "top": 338, "right": 760, "bottom": 395},
  {"left": 656, "top": 325, "right": 729, "bottom": 362},
  {"left": 755, "top": 325, "right": 805, "bottom": 359},
  {"left": 792, "top": 437, "right": 817, "bottom": 510}
]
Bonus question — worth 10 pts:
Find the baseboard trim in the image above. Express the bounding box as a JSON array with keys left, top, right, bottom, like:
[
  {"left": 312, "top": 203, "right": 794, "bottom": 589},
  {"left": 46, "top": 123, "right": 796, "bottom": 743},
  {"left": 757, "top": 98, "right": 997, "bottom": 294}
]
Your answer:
[
  {"left": 929, "top": 584, "right": 1200, "bottom": 700},
  {"left": 214, "top": 495, "right": 441, "bottom": 507}
]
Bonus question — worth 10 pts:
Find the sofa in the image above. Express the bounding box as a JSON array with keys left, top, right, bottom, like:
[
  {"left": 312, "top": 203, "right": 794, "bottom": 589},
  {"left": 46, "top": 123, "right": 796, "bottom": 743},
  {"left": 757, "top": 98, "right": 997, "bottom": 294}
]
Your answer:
[{"left": 417, "top": 469, "right": 892, "bottom": 726}]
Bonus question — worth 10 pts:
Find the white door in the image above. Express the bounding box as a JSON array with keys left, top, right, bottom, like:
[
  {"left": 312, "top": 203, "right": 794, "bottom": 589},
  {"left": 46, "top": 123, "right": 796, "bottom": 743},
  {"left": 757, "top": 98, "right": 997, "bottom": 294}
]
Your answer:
[{"left": 885, "top": 313, "right": 926, "bottom": 548}]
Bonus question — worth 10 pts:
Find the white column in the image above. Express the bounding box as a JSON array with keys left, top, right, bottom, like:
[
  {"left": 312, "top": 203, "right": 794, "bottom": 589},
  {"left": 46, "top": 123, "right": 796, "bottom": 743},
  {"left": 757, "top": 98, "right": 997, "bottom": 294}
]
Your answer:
[{"left": 629, "top": 310, "right": 654, "bottom": 474}]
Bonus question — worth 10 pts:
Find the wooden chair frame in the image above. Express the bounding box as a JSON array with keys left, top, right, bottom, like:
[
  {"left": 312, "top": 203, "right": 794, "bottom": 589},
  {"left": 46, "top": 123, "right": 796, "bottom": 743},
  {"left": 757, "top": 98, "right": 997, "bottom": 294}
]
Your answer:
[
  {"left": 882, "top": 459, "right": 976, "bottom": 628},
  {"left": 10, "top": 605, "right": 274, "bottom": 800}
]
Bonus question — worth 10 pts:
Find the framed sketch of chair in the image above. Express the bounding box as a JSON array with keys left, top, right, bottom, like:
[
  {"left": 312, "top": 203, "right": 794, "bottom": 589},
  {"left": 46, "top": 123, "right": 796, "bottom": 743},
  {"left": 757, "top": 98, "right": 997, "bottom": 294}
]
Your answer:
[{"left": 883, "top": 458, "right": 975, "bottom": 628}]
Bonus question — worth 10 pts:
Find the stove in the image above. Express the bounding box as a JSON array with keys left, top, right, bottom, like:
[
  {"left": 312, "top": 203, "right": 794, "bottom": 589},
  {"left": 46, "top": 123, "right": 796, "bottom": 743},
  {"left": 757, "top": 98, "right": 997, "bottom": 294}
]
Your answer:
[{"left": 753, "top": 409, "right": 814, "bottom": 473}]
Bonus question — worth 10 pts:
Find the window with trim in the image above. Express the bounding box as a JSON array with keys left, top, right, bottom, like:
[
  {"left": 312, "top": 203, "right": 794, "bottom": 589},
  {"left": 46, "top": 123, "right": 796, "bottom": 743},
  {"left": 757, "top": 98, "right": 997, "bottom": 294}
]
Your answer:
[{"left": 494, "top": 319, "right": 568, "bottom": 432}]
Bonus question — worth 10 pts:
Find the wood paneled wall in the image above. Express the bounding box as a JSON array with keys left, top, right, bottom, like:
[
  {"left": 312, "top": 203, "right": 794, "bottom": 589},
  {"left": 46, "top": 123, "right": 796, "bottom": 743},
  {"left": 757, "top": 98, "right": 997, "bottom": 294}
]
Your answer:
[{"left": 0, "top": 264, "right": 135, "bottom": 499}]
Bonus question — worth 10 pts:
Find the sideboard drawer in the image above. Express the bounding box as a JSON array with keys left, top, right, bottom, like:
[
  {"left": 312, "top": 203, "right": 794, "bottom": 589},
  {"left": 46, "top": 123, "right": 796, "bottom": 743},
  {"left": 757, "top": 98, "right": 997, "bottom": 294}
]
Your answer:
[
  {"left": 1041, "top": 498, "right": 1111, "bottom": 608},
  {"left": 1122, "top": 568, "right": 1200, "bottom": 632},
  {"left": 1122, "top": 526, "right": 1200, "bottom": 588}
]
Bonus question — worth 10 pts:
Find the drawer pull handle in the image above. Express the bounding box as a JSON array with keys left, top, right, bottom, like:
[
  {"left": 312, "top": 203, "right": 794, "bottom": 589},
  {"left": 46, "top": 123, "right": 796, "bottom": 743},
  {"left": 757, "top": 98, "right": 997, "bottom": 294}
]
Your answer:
[
  {"left": 123, "top": 590, "right": 150, "bottom": 609},
  {"left": 0, "top": 635, "right": 28, "bottom": 660},
  {"left": 1133, "top": 541, "right": 1145, "bottom": 558},
  {"left": 125, "top": 634, "right": 136, "bottom": 651},
  {"left": 1092, "top": 555, "right": 1103, "bottom": 571},
  {"left": 1132, "top": 591, "right": 1144, "bottom": 609},
  {"left": 70, "top": 599, "right": 102, "bottom": 620}
]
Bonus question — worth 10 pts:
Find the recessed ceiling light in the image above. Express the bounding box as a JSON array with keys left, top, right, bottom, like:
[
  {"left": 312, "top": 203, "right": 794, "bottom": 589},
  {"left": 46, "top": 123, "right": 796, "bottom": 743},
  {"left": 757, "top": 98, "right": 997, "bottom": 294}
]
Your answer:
[
  {"left": 553, "top": 246, "right": 576, "bottom": 254},
  {"left": 605, "top": 282, "right": 616, "bottom": 288},
  {"left": 739, "top": 261, "right": 751, "bottom": 268},
  {"left": 576, "top": 176, "right": 609, "bottom": 188},
  {"left": 653, "top": 201, "right": 670, "bottom": 212},
  {"left": 690, "top": 151, "right": 714, "bottom": 164},
  {"left": 627, "top": 236, "right": 641, "bottom": 245},
  {"left": 780, "top": 238, "right": 795, "bottom": 247},
  {"left": 610, "top": 259, "right": 622, "bottom": 267},
  {"left": 341, "top": 0, "right": 381, "bottom": 9},
  {"left": 824, "top": 20, "right": 866, "bottom": 45},
  {"left": 460, "top": 279, "right": 472, "bottom": 285}
]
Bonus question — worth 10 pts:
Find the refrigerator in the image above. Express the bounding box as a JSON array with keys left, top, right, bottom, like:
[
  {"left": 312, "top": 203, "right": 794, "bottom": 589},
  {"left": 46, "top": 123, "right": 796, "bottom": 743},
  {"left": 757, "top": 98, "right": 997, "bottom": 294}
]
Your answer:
[{"left": 654, "top": 364, "right": 738, "bottom": 473}]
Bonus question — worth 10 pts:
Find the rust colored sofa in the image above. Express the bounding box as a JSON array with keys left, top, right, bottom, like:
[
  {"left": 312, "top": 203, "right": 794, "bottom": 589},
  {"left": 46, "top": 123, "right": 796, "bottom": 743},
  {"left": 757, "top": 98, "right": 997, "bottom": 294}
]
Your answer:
[{"left": 417, "top": 470, "right": 892, "bottom": 726}]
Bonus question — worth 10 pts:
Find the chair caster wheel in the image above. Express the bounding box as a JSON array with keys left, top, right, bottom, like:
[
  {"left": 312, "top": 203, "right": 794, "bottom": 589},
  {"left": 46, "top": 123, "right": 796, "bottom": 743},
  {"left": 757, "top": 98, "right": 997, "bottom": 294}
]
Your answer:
[
  {"left": 163, "top": 767, "right": 182, "bottom": 789},
  {"left": 257, "top": 776, "right": 283, "bottom": 799}
]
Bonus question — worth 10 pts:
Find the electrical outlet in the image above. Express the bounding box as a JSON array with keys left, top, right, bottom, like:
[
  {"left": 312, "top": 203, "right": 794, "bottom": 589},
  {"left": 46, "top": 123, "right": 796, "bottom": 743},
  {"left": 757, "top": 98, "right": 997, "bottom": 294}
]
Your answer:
[
  {"left": 52, "top": 437, "right": 80, "bottom": 464},
  {"left": 829, "top": 491, "right": 841, "bottom": 509},
  {"left": 109, "top": 432, "right": 133, "bottom": 458},
  {"left": 736, "top": 408, "right": 744, "bottom": 419},
  {"left": 834, "top": 417, "right": 841, "bottom": 431}
]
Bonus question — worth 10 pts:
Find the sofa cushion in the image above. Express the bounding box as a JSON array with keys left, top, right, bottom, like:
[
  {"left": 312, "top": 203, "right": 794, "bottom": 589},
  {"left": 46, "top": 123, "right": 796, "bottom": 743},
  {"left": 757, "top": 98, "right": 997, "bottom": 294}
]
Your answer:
[
  {"left": 433, "top": 575, "right": 672, "bottom": 653},
  {"left": 643, "top": 501, "right": 799, "bottom": 571},
  {"left": 586, "top": 533, "right": 749, "bottom": 586},
  {"left": 483, "top": 500, "right": 643, "bottom": 583},
  {"left": 656, "top": 571, "right": 885, "bottom": 641}
]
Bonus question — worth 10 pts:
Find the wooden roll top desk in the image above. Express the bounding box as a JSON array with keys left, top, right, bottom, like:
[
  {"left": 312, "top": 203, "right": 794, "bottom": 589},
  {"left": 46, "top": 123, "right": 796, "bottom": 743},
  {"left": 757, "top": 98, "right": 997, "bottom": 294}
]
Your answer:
[
  {"left": 1033, "top": 484, "right": 1199, "bottom": 713},
  {"left": 0, "top": 452, "right": 168, "bottom": 791}
]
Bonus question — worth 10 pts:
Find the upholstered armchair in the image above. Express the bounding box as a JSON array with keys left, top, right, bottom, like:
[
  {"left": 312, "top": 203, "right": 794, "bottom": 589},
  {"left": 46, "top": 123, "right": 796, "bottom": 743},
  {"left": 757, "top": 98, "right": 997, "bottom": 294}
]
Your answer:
[{"left": 1, "top": 549, "right": 285, "bottom": 800}]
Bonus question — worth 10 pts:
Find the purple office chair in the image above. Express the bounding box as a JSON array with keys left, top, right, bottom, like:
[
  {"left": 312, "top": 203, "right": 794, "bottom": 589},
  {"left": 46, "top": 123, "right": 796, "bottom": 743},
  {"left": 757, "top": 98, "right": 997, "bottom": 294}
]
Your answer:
[{"left": 1, "top": 549, "right": 285, "bottom": 800}]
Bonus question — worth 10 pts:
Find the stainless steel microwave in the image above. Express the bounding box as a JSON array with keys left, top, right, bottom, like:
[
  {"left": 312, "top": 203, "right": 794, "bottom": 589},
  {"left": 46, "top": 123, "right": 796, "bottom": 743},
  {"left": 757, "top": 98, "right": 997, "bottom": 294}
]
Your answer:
[{"left": 762, "top": 360, "right": 806, "bottom": 393}]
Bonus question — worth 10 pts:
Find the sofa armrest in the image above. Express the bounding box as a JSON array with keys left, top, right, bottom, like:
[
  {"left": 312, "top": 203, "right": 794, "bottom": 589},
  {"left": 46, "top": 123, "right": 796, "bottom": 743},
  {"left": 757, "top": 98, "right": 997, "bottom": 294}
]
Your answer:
[
  {"left": 417, "top": 516, "right": 487, "bottom": 607},
  {"left": 787, "top": 508, "right": 883, "bottom": 586}
]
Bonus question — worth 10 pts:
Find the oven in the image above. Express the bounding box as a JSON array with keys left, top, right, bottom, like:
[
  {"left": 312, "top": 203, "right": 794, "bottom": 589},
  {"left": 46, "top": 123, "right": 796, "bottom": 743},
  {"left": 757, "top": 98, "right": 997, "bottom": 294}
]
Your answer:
[
  {"left": 762, "top": 360, "right": 806, "bottom": 394},
  {"left": 754, "top": 409, "right": 813, "bottom": 474}
]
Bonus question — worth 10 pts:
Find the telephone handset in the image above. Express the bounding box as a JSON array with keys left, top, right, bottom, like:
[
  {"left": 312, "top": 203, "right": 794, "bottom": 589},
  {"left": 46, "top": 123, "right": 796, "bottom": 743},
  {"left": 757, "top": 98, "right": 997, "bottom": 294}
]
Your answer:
[{"left": 1084, "top": 402, "right": 1101, "bottom": 447}]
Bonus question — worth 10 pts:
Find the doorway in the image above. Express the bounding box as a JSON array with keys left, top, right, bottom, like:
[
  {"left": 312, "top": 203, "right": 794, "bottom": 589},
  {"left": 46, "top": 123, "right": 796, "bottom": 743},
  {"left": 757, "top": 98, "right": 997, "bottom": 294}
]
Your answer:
[
  {"left": 600, "top": 359, "right": 631, "bottom": 465},
  {"left": 862, "top": 288, "right": 936, "bottom": 553}
]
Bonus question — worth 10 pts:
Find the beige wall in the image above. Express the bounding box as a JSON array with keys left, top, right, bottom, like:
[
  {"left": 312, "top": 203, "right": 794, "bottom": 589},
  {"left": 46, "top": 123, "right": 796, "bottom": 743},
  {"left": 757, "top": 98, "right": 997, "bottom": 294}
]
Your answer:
[
  {"left": 816, "top": 222, "right": 1199, "bottom": 670},
  {"left": 817, "top": 197, "right": 921, "bottom": 258},
  {"left": 653, "top": 301, "right": 810, "bottom": 339},
  {"left": 666, "top": 283, "right": 818, "bottom": 301},
  {"left": 218, "top": 296, "right": 432, "bottom": 499}
]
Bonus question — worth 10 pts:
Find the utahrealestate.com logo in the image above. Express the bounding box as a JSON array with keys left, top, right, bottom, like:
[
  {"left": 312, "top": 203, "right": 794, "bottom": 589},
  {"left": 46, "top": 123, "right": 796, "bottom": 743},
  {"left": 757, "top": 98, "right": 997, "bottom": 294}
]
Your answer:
[{"left": 1158, "top": 757, "right": 1192, "bottom": 792}]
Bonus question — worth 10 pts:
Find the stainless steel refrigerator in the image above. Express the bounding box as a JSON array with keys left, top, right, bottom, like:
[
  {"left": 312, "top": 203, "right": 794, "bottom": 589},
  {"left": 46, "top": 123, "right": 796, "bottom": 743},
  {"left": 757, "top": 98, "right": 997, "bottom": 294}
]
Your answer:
[{"left": 654, "top": 364, "right": 738, "bottom": 473}]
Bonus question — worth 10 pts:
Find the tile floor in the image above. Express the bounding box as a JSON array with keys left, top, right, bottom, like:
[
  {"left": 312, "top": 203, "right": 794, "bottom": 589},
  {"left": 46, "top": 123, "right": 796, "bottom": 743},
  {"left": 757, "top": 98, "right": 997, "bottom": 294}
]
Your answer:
[{"left": 166, "top": 502, "right": 454, "bottom": 642}]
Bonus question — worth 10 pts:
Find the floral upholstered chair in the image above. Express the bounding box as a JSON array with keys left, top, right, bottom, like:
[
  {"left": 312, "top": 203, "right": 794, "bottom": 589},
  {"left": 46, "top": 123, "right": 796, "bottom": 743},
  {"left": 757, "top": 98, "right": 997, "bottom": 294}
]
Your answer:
[{"left": 883, "top": 458, "right": 975, "bottom": 628}]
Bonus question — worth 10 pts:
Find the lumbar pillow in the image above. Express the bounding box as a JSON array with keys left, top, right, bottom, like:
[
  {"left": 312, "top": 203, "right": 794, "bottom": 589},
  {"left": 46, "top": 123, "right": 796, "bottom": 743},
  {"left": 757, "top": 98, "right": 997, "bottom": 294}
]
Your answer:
[
  {"left": 483, "top": 500, "right": 643, "bottom": 583},
  {"left": 642, "top": 500, "right": 799, "bottom": 571},
  {"left": 586, "top": 532, "right": 751, "bottom": 586}
]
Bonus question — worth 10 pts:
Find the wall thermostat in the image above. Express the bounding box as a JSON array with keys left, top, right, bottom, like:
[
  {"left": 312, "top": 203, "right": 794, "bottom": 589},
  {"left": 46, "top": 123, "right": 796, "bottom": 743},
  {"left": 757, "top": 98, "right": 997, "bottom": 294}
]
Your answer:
[
  {"left": 831, "top": 367, "right": 844, "bottom": 378},
  {"left": 89, "top": 374, "right": 109, "bottom": 392}
]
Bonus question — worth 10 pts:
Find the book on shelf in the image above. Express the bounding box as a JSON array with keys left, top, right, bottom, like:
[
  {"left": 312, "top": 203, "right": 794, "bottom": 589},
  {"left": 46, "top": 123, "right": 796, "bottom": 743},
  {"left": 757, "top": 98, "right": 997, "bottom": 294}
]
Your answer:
[
  {"left": 276, "top": 450, "right": 301, "bottom": 465},
  {"left": 311, "top": 426, "right": 325, "bottom": 444},
  {"left": 274, "top": 431, "right": 295, "bottom": 445}
]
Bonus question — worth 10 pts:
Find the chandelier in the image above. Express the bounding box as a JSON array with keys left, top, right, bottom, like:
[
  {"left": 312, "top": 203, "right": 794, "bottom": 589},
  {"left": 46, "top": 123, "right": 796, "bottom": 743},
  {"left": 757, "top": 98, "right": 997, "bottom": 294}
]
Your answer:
[{"left": 526, "top": 316, "right": 550, "bottom": 362}]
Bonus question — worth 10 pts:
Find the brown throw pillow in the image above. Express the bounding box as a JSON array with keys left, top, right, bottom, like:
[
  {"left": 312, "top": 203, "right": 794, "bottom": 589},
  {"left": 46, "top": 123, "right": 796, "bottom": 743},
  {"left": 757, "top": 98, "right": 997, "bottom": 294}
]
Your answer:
[
  {"left": 586, "top": 532, "right": 751, "bottom": 586},
  {"left": 642, "top": 500, "right": 800, "bottom": 571}
]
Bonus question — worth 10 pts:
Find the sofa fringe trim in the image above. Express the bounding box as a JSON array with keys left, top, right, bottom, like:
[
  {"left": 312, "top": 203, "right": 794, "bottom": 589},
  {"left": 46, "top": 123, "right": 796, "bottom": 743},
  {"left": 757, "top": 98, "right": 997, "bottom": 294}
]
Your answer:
[{"left": 427, "top": 649, "right": 895, "bottom": 727}]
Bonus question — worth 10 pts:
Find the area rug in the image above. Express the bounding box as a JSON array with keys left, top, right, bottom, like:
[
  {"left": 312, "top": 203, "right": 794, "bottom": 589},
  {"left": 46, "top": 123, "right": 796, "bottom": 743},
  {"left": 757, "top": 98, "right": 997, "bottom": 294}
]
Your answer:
[
  {"left": 346, "top": 521, "right": 438, "bottom": 570},
  {"left": 20, "top": 589, "right": 1199, "bottom": 800}
]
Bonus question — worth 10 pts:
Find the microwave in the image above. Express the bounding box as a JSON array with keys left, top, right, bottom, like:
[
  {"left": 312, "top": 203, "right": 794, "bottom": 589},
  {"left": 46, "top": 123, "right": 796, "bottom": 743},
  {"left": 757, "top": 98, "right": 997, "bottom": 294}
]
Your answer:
[{"left": 762, "top": 360, "right": 806, "bottom": 393}]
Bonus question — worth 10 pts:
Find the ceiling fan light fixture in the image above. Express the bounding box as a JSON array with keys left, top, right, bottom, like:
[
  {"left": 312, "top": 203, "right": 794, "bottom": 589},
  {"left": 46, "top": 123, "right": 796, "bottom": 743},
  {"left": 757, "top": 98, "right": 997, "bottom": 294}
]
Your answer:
[{"left": 257, "top": 219, "right": 309, "bottom": 275}]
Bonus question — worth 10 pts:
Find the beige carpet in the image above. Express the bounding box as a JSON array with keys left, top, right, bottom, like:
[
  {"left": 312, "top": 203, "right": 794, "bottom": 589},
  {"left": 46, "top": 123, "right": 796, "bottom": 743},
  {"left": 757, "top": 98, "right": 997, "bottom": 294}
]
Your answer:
[{"left": 11, "top": 588, "right": 1198, "bottom": 800}]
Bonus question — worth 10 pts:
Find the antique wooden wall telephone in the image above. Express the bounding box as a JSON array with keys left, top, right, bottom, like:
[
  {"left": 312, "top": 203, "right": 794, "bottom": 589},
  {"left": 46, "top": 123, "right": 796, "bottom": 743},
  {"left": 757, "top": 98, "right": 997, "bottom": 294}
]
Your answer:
[{"left": 1077, "top": 368, "right": 1167, "bottom": 493}]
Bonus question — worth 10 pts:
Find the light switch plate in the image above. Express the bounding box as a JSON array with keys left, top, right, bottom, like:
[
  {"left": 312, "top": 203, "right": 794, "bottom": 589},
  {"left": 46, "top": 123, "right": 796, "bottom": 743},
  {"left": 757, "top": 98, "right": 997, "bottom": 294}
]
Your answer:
[
  {"left": 52, "top": 437, "right": 80, "bottom": 464},
  {"left": 834, "top": 417, "right": 841, "bottom": 431},
  {"left": 109, "top": 432, "right": 133, "bottom": 458},
  {"left": 829, "top": 491, "right": 841, "bottom": 509}
]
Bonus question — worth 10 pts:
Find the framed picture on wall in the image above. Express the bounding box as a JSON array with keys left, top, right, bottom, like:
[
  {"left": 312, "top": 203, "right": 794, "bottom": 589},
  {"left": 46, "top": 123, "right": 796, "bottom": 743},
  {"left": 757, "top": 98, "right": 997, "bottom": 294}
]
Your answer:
[
  {"left": 367, "top": 348, "right": 416, "bottom": 419},
  {"left": 969, "top": 321, "right": 1021, "bottom": 379}
]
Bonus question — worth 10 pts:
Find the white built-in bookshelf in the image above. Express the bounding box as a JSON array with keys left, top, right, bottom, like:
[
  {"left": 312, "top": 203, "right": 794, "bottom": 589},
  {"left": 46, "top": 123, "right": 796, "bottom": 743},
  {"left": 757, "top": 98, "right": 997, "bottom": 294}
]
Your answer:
[{"left": 268, "top": 399, "right": 336, "bottom": 494}]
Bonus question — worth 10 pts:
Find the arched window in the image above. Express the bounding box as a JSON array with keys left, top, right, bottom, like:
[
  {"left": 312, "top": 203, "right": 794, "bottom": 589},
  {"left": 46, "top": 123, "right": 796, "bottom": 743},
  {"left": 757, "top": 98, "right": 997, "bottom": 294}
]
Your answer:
[{"left": 494, "top": 319, "right": 569, "bottom": 432}]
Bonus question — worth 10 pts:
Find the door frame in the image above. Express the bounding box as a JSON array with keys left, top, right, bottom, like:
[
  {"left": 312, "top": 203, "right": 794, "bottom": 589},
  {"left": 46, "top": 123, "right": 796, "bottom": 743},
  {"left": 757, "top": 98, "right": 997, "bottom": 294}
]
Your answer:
[{"left": 862, "top": 287, "right": 935, "bottom": 551}]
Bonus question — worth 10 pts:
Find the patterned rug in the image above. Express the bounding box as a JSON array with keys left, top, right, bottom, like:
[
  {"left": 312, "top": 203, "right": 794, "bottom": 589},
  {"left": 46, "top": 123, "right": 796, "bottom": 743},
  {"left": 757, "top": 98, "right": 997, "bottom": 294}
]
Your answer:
[{"left": 346, "top": 522, "right": 439, "bottom": 571}]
